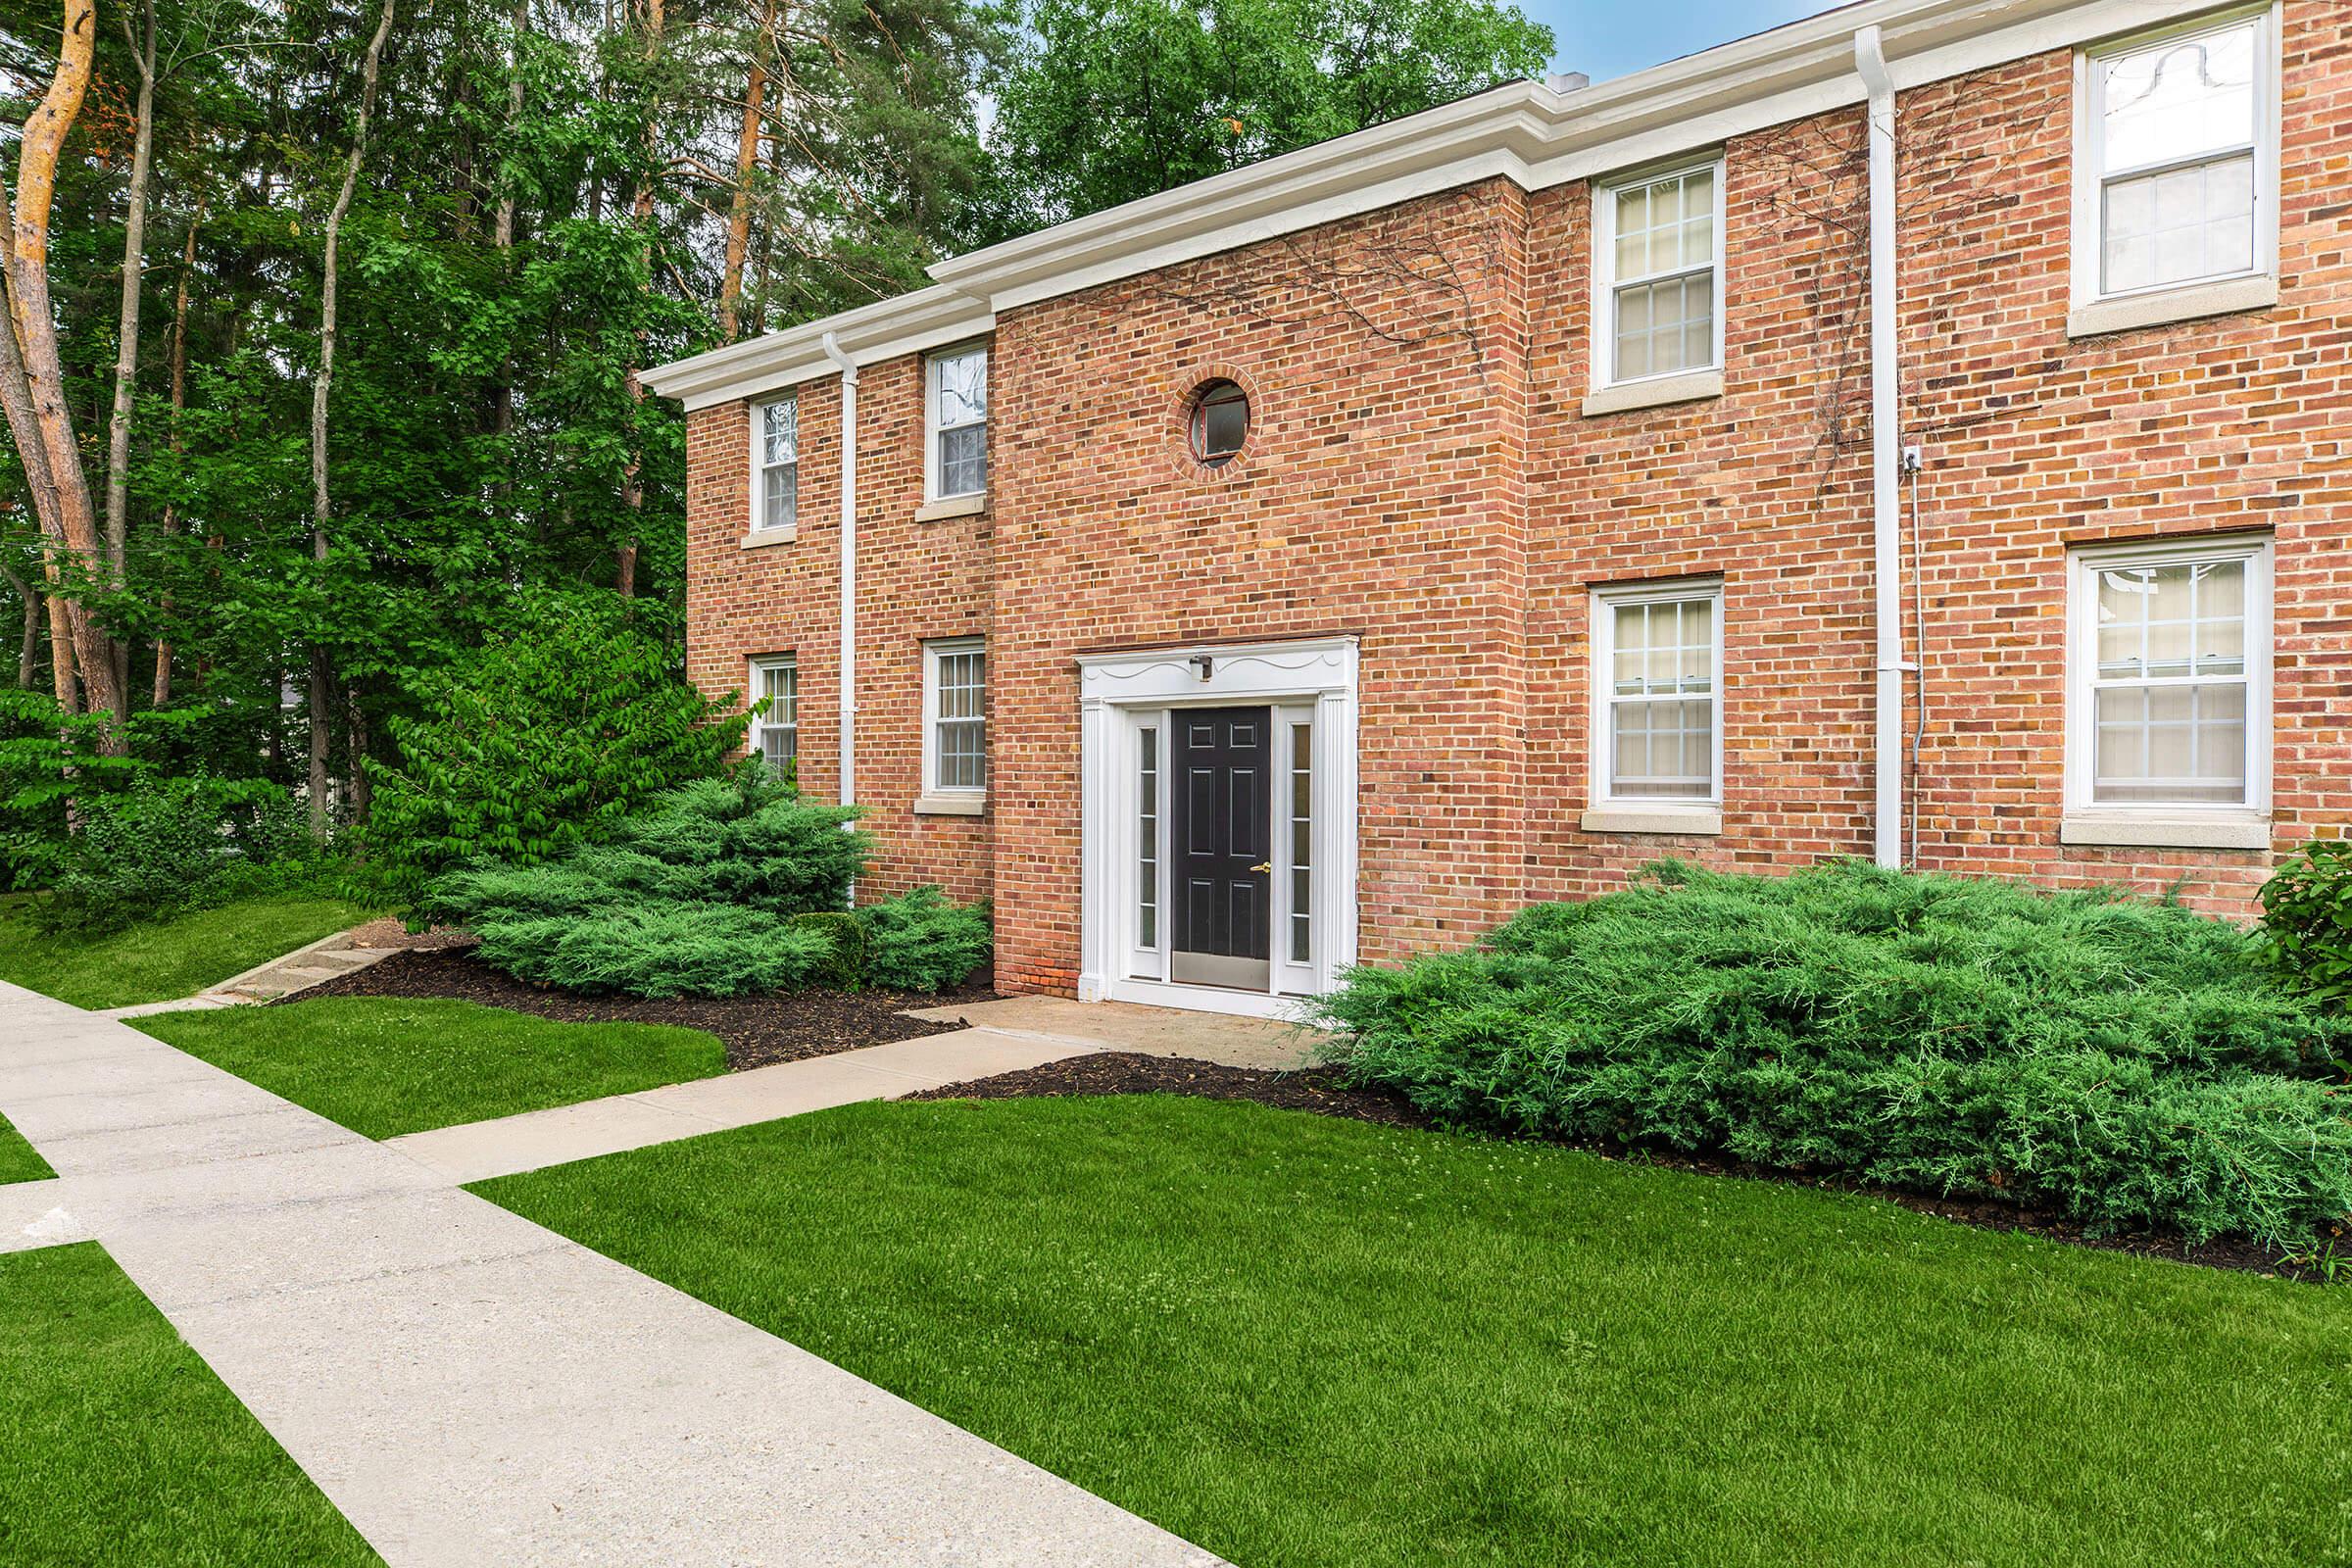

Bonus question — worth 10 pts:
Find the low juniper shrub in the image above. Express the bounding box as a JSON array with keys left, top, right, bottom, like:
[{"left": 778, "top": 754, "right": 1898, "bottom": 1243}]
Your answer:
[
  {"left": 858, "top": 886, "right": 991, "bottom": 991},
  {"left": 431, "top": 776, "right": 989, "bottom": 998},
  {"left": 1316, "top": 859, "right": 2352, "bottom": 1250},
  {"left": 791, "top": 910, "right": 872, "bottom": 990}
]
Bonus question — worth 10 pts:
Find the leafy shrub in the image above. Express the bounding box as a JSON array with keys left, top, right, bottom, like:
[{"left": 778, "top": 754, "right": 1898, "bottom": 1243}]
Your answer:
[
  {"left": 2262, "top": 840, "right": 2352, "bottom": 1012},
  {"left": 859, "top": 886, "right": 991, "bottom": 991},
  {"left": 1317, "top": 860, "right": 2352, "bottom": 1250},
  {"left": 39, "top": 776, "right": 334, "bottom": 933},
  {"left": 471, "top": 904, "right": 837, "bottom": 999},
  {"left": 365, "top": 591, "right": 750, "bottom": 908},
  {"left": 792, "top": 910, "right": 872, "bottom": 989}
]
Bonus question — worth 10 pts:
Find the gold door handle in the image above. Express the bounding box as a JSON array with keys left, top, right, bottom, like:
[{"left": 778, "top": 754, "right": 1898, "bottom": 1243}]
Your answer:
[{"left": 1249, "top": 862, "right": 1273, "bottom": 874}]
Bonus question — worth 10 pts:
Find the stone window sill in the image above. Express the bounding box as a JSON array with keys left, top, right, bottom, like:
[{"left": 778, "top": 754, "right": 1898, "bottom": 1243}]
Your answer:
[
  {"left": 1580, "top": 369, "right": 1723, "bottom": 418},
  {"left": 2066, "top": 274, "right": 2278, "bottom": 339},
  {"left": 741, "top": 526, "right": 797, "bottom": 550},
  {"left": 913, "top": 793, "right": 986, "bottom": 817},
  {"left": 2059, "top": 812, "right": 2270, "bottom": 851},
  {"left": 1581, "top": 806, "right": 1723, "bottom": 837},
  {"left": 914, "top": 493, "right": 988, "bottom": 523}
]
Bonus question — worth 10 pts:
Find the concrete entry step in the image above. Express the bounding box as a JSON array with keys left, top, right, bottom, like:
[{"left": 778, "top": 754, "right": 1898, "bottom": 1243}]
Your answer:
[{"left": 900, "top": 994, "right": 1327, "bottom": 1073}]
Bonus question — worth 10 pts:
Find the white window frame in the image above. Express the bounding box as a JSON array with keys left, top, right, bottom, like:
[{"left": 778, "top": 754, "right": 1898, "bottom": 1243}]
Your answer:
[
  {"left": 1589, "top": 155, "right": 1726, "bottom": 395},
  {"left": 2070, "top": 3, "right": 2280, "bottom": 315},
  {"left": 749, "top": 654, "right": 798, "bottom": 773},
  {"left": 1587, "top": 576, "right": 1725, "bottom": 829},
  {"left": 923, "top": 343, "right": 989, "bottom": 503},
  {"left": 919, "top": 636, "right": 987, "bottom": 812},
  {"left": 2062, "top": 534, "right": 2272, "bottom": 847},
  {"left": 749, "top": 396, "right": 798, "bottom": 542}
]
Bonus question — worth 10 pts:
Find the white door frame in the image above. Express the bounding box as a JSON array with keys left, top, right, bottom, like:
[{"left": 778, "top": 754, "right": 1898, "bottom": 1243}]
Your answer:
[{"left": 1077, "top": 636, "right": 1359, "bottom": 1019}]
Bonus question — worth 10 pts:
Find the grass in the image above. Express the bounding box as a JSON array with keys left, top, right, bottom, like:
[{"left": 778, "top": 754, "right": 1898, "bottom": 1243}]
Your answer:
[
  {"left": 0, "top": 892, "right": 378, "bottom": 1009},
  {"left": 0, "top": 1108, "right": 53, "bottom": 1184},
  {"left": 136, "top": 997, "right": 729, "bottom": 1139},
  {"left": 479, "top": 1095, "right": 2352, "bottom": 1568},
  {"left": 0, "top": 1242, "right": 379, "bottom": 1566}
]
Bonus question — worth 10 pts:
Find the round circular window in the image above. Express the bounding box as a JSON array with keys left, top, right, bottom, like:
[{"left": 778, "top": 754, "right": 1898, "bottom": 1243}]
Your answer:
[{"left": 1189, "top": 379, "right": 1250, "bottom": 467}]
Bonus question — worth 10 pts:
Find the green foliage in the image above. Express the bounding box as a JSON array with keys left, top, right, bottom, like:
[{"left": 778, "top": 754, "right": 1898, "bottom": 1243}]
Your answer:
[
  {"left": 39, "top": 775, "right": 331, "bottom": 934},
  {"left": 1317, "top": 860, "right": 2352, "bottom": 1250},
  {"left": 0, "top": 691, "right": 197, "bottom": 891},
  {"left": 365, "top": 593, "right": 747, "bottom": 907},
  {"left": 432, "top": 774, "right": 874, "bottom": 997},
  {"left": 979, "top": 0, "right": 1552, "bottom": 235},
  {"left": 2261, "top": 839, "right": 2352, "bottom": 1011},
  {"left": 859, "top": 885, "right": 991, "bottom": 991},
  {"left": 792, "top": 910, "right": 873, "bottom": 989}
]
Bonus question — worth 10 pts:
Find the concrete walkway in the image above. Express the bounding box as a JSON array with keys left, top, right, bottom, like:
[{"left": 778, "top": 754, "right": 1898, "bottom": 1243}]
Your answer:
[
  {"left": 388, "top": 1028, "right": 1104, "bottom": 1183},
  {"left": 0, "top": 979, "right": 1224, "bottom": 1567},
  {"left": 99, "top": 926, "right": 405, "bottom": 1019}
]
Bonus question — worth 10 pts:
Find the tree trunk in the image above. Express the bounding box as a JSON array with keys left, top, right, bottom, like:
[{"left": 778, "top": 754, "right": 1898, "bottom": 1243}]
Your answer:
[
  {"left": 346, "top": 683, "right": 371, "bottom": 824},
  {"left": 489, "top": 0, "right": 524, "bottom": 499},
  {"left": 5, "top": 0, "right": 121, "bottom": 732},
  {"left": 308, "top": 0, "right": 399, "bottom": 838},
  {"left": 717, "top": 0, "right": 772, "bottom": 342},
  {"left": 103, "top": 0, "right": 162, "bottom": 712},
  {"left": 4, "top": 566, "right": 38, "bottom": 689},
  {"left": 614, "top": 0, "right": 662, "bottom": 599},
  {"left": 153, "top": 206, "right": 199, "bottom": 706}
]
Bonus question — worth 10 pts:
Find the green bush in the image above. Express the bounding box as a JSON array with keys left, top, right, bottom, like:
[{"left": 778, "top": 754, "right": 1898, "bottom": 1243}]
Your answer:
[
  {"left": 859, "top": 886, "right": 992, "bottom": 991},
  {"left": 2262, "top": 839, "right": 2352, "bottom": 1012},
  {"left": 365, "top": 591, "right": 750, "bottom": 908},
  {"left": 39, "top": 776, "right": 335, "bottom": 934},
  {"left": 792, "top": 910, "right": 872, "bottom": 989},
  {"left": 1317, "top": 860, "right": 2352, "bottom": 1250},
  {"left": 470, "top": 904, "right": 837, "bottom": 999}
]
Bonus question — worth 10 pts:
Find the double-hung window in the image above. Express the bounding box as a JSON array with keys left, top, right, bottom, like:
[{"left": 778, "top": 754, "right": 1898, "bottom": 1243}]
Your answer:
[
  {"left": 2075, "top": 7, "right": 2278, "bottom": 318},
  {"left": 750, "top": 655, "right": 797, "bottom": 773},
  {"left": 1592, "top": 159, "right": 1723, "bottom": 392},
  {"left": 1589, "top": 579, "right": 1723, "bottom": 820},
  {"left": 752, "top": 398, "right": 798, "bottom": 537},
  {"left": 921, "top": 637, "right": 986, "bottom": 808},
  {"left": 2065, "top": 535, "right": 2271, "bottom": 844},
  {"left": 925, "top": 346, "right": 988, "bottom": 502}
]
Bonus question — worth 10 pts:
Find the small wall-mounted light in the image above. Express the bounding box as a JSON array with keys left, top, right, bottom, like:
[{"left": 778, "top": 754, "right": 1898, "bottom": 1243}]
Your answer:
[{"left": 1190, "top": 655, "right": 1214, "bottom": 681}]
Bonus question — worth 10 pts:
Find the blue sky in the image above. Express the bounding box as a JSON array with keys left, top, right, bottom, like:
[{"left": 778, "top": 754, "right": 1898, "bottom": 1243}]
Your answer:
[{"left": 1524, "top": 0, "right": 1838, "bottom": 81}]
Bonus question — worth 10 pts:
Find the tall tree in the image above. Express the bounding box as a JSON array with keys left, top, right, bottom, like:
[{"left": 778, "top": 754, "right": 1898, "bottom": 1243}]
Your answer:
[{"left": 981, "top": 0, "right": 1551, "bottom": 236}]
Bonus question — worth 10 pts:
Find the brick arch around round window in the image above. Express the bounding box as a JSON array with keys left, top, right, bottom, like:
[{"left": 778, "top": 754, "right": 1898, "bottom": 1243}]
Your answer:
[{"left": 1166, "top": 362, "right": 1264, "bottom": 482}]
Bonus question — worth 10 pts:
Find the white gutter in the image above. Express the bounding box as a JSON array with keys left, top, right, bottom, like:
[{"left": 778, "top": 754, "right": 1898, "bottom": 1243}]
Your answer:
[
  {"left": 1855, "top": 24, "right": 1905, "bottom": 870},
  {"left": 821, "top": 332, "right": 858, "bottom": 816}
]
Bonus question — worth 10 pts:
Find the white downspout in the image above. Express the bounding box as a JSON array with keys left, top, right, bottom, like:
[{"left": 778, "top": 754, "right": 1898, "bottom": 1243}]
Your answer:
[
  {"left": 1855, "top": 25, "right": 1906, "bottom": 869},
  {"left": 821, "top": 332, "right": 858, "bottom": 818}
]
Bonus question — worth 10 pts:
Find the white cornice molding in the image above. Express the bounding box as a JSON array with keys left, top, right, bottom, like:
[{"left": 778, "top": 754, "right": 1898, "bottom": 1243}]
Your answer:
[{"left": 644, "top": 0, "right": 2243, "bottom": 409}]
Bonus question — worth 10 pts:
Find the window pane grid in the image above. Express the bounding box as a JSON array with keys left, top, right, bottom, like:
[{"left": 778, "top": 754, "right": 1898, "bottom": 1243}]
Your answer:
[
  {"left": 1599, "top": 593, "right": 1716, "bottom": 803},
  {"left": 1138, "top": 727, "right": 1158, "bottom": 952},
  {"left": 929, "top": 645, "right": 986, "bottom": 792},
  {"left": 930, "top": 348, "right": 987, "bottom": 498},
  {"left": 2092, "top": 20, "right": 2261, "bottom": 297},
  {"left": 2086, "top": 556, "right": 2251, "bottom": 806},
  {"left": 754, "top": 660, "right": 797, "bottom": 771},
  {"left": 758, "top": 402, "right": 798, "bottom": 532},
  {"left": 1606, "top": 167, "right": 1715, "bottom": 382},
  {"left": 1289, "top": 722, "right": 1311, "bottom": 966}
]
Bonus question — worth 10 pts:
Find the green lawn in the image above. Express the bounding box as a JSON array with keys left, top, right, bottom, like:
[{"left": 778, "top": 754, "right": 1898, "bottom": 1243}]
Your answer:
[
  {"left": 0, "top": 892, "right": 377, "bottom": 1009},
  {"left": 479, "top": 1096, "right": 2352, "bottom": 1568},
  {"left": 0, "top": 1108, "right": 53, "bottom": 1184},
  {"left": 137, "top": 997, "right": 729, "bottom": 1139},
  {"left": 0, "top": 1242, "right": 379, "bottom": 1566}
]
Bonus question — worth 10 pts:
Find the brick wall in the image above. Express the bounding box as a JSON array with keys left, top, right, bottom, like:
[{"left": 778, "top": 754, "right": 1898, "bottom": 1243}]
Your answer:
[{"left": 681, "top": 4, "right": 2352, "bottom": 988}]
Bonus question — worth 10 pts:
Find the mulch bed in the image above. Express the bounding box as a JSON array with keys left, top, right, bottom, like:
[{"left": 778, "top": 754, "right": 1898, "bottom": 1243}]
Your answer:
[
  {"left": 906, "top": 1052, "right": 2332, "bottom": 1283},
  {"left": 287, "top": 946, "right": 999, "bottom": 1071},
  {"left": 906, "top": 1052, "right": 1431, "bottom": 1129}
]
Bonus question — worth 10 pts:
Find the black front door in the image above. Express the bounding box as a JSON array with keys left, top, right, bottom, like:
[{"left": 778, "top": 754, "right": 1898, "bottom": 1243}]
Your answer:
[{"left": 1171, "top": 707, "right": 1273, "bottom": 990}]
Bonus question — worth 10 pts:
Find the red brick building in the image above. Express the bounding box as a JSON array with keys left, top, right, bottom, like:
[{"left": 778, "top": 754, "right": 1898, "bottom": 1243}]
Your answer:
[{"left": 648, "top": 0, "right": 2350, "bottom": 1018}]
